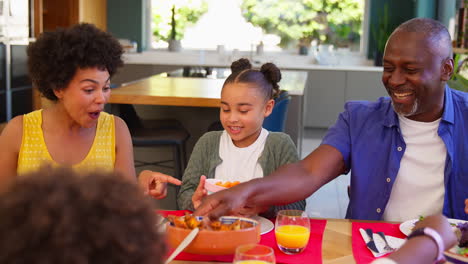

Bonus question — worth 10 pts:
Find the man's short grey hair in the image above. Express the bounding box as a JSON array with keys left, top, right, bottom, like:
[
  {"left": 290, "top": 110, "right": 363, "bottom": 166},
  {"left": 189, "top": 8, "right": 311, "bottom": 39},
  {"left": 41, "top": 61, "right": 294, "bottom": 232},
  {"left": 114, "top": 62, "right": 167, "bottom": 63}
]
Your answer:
[{"left": 394, "top": 18, "right": 452, "bottom": 57}]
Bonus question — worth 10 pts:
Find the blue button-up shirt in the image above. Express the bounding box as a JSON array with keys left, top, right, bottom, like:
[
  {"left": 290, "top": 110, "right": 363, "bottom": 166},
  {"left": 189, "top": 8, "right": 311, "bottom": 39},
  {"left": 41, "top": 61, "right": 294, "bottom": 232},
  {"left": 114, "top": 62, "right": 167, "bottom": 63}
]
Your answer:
[{"left": 322, "top": 86, "right": 468, "bottom": 220}]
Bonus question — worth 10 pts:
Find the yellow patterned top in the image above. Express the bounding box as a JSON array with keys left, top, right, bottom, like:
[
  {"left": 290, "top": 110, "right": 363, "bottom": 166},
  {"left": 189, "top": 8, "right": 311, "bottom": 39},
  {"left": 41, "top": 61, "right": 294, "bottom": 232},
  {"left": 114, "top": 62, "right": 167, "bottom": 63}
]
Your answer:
[{"left": 17, "top": 110, "right": 115, "bottom": 175}]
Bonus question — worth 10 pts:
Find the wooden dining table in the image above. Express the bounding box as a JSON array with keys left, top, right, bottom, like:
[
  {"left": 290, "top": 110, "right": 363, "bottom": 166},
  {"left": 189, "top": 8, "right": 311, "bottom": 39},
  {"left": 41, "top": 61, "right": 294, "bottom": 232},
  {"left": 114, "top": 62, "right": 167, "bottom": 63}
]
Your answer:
[
  {"left": 169, "top": 218, "right": 356, "bottom": 264},
  {"left": 108, "top": 70, "right": 308, "bottom": 152},
  {"left": 108, "top": 70, "right": 307, "bottom": 107}
]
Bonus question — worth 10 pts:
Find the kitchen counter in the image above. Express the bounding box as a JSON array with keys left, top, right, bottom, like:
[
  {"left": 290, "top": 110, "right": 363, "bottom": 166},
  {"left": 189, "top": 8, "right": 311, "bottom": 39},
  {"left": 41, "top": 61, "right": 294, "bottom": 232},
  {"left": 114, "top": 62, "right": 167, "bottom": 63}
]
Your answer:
[
  {"left": 123, "top": 50, "right": 382, "bottom": 72},
  {"left": 115, "top": 50, "right": 386, "bottom": 130}
]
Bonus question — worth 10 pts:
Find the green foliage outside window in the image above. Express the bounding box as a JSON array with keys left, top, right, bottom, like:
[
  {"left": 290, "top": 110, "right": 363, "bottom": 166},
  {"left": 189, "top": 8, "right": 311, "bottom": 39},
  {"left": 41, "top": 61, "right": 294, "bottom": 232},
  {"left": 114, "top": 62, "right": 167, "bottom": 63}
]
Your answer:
[
  {"left": 372, "top": 3, "right": 392, "bottom": 54},
  {"left": 240, "top": 0, "right": 364, "bottom": 48},
  {"left": 448, "top": 54, "right": 468, "bottom": 92},
  {"left": 152, "top": 0, "right": 208, "bottom": 42}
]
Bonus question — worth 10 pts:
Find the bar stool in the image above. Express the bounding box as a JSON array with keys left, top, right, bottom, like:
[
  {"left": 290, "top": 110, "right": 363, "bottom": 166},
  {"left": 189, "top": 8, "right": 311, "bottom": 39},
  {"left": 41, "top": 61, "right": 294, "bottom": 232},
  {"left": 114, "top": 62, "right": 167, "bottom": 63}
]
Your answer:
[{"left": 118, "top": 104, "right": 190, "bottom": 180}]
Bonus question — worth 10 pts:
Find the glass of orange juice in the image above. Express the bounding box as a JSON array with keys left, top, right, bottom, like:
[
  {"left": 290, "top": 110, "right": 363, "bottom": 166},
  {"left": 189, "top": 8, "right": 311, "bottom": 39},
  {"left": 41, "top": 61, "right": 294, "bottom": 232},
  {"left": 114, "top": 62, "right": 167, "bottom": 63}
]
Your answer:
[
  {"left": 233, "top": 244, "right": 276, "bottom": 264},
  {"left": 275, "top": 210, "right": 310, "bottom": 254}
]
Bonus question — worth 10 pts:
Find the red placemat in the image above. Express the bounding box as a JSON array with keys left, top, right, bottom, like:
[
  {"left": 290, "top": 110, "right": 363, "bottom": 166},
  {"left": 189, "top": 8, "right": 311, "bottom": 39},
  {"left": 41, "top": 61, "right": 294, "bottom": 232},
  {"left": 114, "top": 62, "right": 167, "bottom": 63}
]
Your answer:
[
  {"left": 157, "top": 210, "right": 192, "bottom": 218},
  {"left": 352, "top": 222, "right": 406, "bottom": 264},
  {"left": 159, "top": 210, "right": 327, "bottom": 264}
]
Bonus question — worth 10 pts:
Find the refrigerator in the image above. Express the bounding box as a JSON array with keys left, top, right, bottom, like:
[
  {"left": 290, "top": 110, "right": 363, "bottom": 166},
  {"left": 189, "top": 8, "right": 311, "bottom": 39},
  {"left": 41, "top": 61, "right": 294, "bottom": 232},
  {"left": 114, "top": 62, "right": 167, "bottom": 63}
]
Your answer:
[{"left": 0, "top": 0, "right": 33, "bottom": 123}]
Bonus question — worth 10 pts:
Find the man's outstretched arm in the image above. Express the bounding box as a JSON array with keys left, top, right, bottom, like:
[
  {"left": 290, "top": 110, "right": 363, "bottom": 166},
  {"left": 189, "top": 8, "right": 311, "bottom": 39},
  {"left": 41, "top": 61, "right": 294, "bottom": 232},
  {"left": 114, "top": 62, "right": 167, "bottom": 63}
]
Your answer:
[{"left": 194, "top": 144, "right": 346, "bottom": 218}]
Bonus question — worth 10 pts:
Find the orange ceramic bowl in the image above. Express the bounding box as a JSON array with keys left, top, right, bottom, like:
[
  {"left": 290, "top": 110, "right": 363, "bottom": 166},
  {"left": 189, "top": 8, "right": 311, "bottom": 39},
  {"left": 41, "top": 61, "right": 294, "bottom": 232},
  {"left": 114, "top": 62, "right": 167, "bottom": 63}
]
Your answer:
[{"left": 166, "top": 216, "right": 261, "bottom": 255}]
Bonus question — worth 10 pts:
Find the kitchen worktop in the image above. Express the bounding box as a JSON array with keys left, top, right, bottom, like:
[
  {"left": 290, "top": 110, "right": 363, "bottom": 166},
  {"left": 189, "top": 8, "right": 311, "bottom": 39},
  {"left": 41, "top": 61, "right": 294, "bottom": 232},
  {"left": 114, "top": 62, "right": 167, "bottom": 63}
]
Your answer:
[{"left": 123, "top": 50, "right": 383, "bottom": 72}]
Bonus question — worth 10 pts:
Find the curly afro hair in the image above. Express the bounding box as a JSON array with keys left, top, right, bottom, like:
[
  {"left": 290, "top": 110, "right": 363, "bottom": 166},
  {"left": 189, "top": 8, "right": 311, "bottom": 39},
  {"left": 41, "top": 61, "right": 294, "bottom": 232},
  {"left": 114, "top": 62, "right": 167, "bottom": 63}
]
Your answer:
[
  {"left": 224, "top": 58, "right": 281, "bottom": 100},
  {"left": 27, "top": 23, "right": 124, "bottom": 101},
  {"left": 0, "top": 167, "right": 165, "bottom": 264}
]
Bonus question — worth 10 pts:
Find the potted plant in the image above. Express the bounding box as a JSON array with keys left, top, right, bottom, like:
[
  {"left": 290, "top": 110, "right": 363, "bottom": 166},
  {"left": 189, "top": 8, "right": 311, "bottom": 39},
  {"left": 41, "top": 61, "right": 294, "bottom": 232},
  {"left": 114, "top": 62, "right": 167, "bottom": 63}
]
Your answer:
[
  {"left": 372, "top": 4, "right": 392, "bottom": 66},
  {"left": 168, "top": 5, "right": 181, "bottom": 52},
  {"left": 448, "top": 53, "right": 468, "bottom": 92},
  {"left": 152, "top": 1, "right": 208, "bottom": 52}
]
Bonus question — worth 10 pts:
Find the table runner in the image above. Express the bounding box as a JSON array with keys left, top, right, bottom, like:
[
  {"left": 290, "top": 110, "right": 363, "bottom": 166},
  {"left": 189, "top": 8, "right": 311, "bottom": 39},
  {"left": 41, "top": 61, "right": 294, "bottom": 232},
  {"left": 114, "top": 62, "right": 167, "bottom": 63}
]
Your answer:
[
  {"left": 159, "top": 210, "right": 327, "bottom": 264},
  {"left": 351, "top": 222, "right": 406, "bottom": 264}
]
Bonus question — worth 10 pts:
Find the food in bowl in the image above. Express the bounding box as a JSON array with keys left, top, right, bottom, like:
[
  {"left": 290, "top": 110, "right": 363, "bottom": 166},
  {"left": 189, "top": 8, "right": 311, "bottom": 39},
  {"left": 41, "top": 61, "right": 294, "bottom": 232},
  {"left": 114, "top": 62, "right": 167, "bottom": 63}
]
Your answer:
[
  {"left": 167, "top": 213, "right": 254, "bottom": 231},
  {"left": 166, "top": 214, "right": 261, "bottom": 255},
  {"left": 205, "top": 178, "right": 241, "bottom": 193},
  {"left": 215, "top": 180, "right": 240, "bottom": 188}
]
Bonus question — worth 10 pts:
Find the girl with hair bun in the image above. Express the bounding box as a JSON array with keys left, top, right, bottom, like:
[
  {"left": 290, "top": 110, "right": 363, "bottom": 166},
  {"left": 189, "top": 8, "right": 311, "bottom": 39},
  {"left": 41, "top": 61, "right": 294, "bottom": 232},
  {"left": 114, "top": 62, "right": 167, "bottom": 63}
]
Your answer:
[{"left": 178, "top": 58, "right": 305, "bottom": 217}]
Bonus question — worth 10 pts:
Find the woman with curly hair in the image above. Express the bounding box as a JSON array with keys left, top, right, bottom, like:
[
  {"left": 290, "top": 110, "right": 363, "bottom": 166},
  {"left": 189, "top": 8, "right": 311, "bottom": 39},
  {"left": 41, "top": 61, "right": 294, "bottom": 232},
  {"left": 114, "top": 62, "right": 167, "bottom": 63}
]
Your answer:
[
  {"left": 0, "top": 23, "right": 180, "bottom": 196},
  {"left": 0, "top": 167, "right": 166, "bottom": 264}
]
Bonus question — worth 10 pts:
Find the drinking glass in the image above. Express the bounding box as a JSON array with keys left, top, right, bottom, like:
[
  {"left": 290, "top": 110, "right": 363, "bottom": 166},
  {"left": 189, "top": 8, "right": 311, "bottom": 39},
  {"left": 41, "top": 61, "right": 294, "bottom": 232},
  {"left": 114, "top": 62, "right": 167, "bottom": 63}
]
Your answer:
[
  {"left": 275, "top": 210, "right": 310, "bottom": 254},
  {"left": 233, "top": 244, "right": 276, "bottom": 264}
]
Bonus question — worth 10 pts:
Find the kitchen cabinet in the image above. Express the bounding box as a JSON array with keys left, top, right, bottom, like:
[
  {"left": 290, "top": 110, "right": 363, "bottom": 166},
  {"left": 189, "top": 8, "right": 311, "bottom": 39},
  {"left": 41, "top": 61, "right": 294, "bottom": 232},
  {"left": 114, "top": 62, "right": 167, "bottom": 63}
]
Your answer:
[
  {"left": 346, "top": 71, "right": 386, "bottom": 101},
  {"left": 1, "top": 0, "right": 33, "bottom": 122},
  {"left": 304, "top": 70, "right": 387, "bottom": 128},
  {"left": 303, "top": 70, "right": 346, "bottom": 128},
  {"left": 40, "top": 0, "right": 107, "bottom": 32}
]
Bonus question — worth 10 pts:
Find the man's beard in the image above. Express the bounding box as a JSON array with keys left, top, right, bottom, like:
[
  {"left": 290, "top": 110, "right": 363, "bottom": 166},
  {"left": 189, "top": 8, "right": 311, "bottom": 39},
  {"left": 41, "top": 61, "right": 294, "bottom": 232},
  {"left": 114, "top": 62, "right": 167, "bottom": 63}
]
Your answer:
[{"left": 391, "top": 99, "right": 419, "bottom": 117}]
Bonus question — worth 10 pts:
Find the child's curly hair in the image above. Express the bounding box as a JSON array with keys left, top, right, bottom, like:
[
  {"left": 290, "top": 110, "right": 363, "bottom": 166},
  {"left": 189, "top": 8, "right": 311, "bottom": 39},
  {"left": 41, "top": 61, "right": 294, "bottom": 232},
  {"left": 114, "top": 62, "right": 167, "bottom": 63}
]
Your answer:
[
  {"left": 27, "top": 23, "right": 124, "bottom": 101},
  {"left": 0, "top": 167, "right": 165, "bottom": 264},
  {"left": 224, "top": 58, "right": 282, "bottom": 100}
]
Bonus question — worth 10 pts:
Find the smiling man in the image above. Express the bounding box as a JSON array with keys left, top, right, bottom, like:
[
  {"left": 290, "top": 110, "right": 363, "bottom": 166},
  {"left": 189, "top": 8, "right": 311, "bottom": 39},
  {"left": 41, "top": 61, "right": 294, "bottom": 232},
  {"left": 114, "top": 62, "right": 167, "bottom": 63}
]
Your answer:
[{"left": 195, "top": 18, "right": 468, "bottom": 221}]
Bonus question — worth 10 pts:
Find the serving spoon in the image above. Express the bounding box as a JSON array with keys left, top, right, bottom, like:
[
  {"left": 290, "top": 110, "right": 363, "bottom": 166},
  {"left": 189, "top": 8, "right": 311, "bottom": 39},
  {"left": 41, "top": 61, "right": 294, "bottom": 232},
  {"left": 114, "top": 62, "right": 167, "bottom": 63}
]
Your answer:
[{"left": 164, "top": 227, "right": 200, "bottom": 264}]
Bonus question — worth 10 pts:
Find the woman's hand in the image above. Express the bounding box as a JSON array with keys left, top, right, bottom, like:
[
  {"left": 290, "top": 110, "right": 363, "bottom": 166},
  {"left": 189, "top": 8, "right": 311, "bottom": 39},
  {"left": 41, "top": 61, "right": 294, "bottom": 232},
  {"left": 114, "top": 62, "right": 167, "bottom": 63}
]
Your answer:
[
  {"left": 413, "top": 214, "right": 457, "bottom": 250},
  {"left": 138, "top": 170, "right": 181, "bottom": 199},
  {"left": 192, "top": 175, "right": 207, "bottom": 209}
]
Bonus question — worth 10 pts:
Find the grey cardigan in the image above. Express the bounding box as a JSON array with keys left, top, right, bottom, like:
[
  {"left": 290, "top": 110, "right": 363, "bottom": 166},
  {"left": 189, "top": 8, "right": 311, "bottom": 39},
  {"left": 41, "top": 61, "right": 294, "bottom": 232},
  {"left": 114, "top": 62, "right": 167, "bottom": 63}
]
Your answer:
[{"left": 177, "top": 131, "right": 306, "bottom": 216}]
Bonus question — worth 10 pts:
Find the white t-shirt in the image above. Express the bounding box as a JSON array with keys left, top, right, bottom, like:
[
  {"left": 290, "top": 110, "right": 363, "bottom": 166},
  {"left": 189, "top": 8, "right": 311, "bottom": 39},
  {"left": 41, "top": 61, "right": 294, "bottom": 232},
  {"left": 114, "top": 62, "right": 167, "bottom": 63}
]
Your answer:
[
  {"left": 383, "top": 115, "right": 446, "bottom": 222},
  {"left": 215, "top": 128, "right": 269, "bottom": 182},
  {"left": 371, "top": 258, "right": 397, "bottom": 264}
]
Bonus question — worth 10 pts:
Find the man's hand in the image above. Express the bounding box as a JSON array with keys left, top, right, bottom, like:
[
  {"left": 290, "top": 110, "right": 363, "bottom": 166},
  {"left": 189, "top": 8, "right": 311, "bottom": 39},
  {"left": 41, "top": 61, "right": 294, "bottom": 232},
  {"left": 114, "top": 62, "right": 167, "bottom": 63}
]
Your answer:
[
  {"left": 192, "top": 175, "right": 207, "bottom": 209},
  {"left": 465, "top": 199, "right": 468, "bottom": 214},
  {"left": 138, "top": 170, "right": 181, "bottom": 199},
  {"left": 413, "top": 214, "right": 457, "bottom": 250},
  {"left": 193, "top": 183, "right": 250, "bottom": 218},
  {"left": 237, "top": 204, "right": 269, "bottom": 217}
]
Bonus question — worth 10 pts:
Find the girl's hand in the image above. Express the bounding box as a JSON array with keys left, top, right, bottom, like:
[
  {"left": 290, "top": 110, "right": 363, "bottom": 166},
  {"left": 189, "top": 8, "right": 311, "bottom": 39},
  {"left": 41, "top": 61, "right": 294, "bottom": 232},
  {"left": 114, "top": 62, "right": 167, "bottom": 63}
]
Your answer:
[
  {"left": 138, "top": 170, "right": 181, "bottom": 199},
  {"left": 465, "top": 198, "right": 468, "bottom": 214},
  {"left": 192, "top": 175, "right": 207, "bottom": 209}
]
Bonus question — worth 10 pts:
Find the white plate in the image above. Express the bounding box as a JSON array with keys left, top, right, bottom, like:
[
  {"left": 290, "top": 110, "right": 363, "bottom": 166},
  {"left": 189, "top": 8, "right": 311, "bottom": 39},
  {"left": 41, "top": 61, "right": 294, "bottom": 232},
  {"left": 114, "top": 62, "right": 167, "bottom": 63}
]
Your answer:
[
  {"left": 399, "top": 218, "right": 467, "bottom": 236},
  {"left": 251, "top": 216, "right": 274, "bottom": 235}
]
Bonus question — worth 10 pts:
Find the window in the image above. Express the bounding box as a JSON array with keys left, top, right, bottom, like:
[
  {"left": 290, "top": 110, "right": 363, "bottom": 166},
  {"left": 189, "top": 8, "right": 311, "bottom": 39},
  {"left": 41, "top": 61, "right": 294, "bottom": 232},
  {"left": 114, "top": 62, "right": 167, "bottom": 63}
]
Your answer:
[{"left": 150, "top": 0, "right": 368, "bottom": 54}]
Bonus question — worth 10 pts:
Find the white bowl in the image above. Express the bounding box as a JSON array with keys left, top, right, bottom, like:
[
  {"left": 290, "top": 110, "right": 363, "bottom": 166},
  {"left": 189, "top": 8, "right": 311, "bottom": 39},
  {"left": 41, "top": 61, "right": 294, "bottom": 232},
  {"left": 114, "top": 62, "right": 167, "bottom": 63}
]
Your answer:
[{"left": 204, "top": 179, "right": 241, "bottom": 194}]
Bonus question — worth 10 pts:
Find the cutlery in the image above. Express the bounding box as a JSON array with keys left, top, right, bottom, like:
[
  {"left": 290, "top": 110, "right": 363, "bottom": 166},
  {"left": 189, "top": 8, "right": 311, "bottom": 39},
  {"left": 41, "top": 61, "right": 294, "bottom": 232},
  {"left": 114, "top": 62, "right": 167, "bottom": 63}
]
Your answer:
[
  {"left": 156, "top": 216, "right": 169, "bottom": 227},
  {"left": 365, "top": 228, "right": 380, "bottom": 253},
  {"left": 376, "top": 231, "right": 396, "bottom": 252},
  {"left": 164, "top": 227, "right": 199, "bottom": 264}
]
